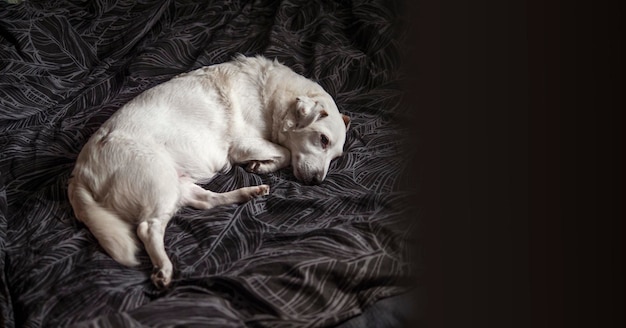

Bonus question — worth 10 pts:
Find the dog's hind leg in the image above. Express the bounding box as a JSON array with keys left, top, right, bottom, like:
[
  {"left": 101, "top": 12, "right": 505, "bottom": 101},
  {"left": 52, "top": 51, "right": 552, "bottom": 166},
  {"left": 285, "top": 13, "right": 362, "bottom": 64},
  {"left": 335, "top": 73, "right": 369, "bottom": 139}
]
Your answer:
[
  {"left": 129, "top": 158, "right": 181, "bottom": 289},
  {"left": 180, "top": 180, "right": 269, "bottom": 210},
  {"left": 137, "top": 217, "right": 173, "bottom": 289}
]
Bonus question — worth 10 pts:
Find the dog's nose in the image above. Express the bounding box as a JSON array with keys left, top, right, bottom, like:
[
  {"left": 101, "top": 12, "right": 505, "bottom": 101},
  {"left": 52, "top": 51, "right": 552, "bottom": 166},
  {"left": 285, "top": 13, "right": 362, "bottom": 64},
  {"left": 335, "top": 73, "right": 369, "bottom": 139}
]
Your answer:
[{"left": 309, "top": 176, "right": 321, "bottom": 185}]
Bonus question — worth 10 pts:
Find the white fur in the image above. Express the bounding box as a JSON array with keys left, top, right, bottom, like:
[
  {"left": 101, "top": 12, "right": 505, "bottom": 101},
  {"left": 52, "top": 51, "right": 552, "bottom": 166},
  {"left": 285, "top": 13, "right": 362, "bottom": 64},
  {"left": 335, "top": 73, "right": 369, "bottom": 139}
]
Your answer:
[{"left": 68, "top": 55, "right": 350, "bottom": 288}]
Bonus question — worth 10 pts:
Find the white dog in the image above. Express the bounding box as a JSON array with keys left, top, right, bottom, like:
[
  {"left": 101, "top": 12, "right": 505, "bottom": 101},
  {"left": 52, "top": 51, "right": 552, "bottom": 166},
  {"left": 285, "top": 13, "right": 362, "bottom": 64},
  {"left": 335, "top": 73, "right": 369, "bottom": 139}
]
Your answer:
[{"left": 68, "top": 55, "right": 350, "bottom": 288}]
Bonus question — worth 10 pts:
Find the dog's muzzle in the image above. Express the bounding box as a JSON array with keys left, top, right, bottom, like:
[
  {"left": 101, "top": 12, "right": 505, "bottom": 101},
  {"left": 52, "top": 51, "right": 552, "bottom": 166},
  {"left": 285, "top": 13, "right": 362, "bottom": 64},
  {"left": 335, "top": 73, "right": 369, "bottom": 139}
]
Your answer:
[{"left": 294, "top": 167, "right": 323, "bottom": 185}]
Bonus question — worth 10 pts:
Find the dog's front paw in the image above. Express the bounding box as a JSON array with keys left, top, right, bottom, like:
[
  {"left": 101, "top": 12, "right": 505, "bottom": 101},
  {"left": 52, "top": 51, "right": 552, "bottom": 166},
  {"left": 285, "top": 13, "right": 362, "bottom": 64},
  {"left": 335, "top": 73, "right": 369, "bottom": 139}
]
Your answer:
[
  {"left": 246, "top": 161, "right": 258, "bottom": 173},
  {"left": 246, "top": 160, "right": 274, "bottom": 174},
  {"left": 152, "top": 266, "right": 173, "bottom": 289}
]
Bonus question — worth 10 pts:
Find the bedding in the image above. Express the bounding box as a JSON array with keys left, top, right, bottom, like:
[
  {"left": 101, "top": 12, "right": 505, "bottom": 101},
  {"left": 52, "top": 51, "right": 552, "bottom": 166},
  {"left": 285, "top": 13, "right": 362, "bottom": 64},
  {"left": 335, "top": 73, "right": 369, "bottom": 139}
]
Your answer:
[{"left": 0, "top": 0, "right": 416, "bottom": 327}]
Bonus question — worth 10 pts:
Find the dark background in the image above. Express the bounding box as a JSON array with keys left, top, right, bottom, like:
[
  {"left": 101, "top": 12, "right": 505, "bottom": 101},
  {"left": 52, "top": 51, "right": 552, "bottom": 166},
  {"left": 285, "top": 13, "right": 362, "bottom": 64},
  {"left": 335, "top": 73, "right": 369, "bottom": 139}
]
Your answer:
[{"left": 403, "top": 0, "right": 624, "bottom": 326}]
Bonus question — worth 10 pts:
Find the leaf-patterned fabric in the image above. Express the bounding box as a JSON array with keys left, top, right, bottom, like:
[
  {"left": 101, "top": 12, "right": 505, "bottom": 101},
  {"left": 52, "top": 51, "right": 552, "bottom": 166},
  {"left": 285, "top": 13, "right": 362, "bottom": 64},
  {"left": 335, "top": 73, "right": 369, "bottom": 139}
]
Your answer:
[{"left": 0, "top": 0, "right": 415, "bottom": 327}]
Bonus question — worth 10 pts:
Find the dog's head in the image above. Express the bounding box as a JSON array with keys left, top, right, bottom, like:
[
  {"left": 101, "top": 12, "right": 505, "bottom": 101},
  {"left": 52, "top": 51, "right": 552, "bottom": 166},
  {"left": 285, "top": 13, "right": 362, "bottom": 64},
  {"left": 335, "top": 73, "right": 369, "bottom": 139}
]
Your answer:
[{"left": 280, "top": 93, "right": 350, "bottom": 185}]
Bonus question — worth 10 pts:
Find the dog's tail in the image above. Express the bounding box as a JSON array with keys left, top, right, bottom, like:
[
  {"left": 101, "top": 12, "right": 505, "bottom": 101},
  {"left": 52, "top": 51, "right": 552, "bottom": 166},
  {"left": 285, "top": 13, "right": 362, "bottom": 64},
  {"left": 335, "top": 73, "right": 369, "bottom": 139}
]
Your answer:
[{"left": 68, "top": 179, "right": 140, "bottom": 267}]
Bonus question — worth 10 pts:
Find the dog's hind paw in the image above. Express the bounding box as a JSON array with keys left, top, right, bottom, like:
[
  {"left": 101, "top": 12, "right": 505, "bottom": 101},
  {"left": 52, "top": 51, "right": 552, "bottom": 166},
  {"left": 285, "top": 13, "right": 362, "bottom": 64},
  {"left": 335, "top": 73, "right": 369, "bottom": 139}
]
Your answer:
[
  {"left": 152, "top": 266, "right": 172, "bottom": 289},
  {"left": 256, "top": 184, "right": 270, "bottom": 196}
]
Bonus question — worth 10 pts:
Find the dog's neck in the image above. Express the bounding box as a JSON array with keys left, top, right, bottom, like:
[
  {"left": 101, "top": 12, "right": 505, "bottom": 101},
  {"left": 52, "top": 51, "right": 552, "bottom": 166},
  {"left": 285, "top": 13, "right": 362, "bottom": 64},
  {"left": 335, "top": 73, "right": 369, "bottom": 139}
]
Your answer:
[
  {"left": 263, "top": 75, "right": 299, "bottom": 146},
  {"left": 263, "top": 65, "right": 322, "bottom": 146},
  {"left": 269, "top": 95, "right": 294, "bottom": 146}
]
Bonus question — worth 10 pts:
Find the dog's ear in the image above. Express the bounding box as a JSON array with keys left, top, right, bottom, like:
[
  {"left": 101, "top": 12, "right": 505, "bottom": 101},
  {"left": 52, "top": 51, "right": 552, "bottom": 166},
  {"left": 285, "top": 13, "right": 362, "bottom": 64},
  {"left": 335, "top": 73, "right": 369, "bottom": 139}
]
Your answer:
[
  {"left": 341, "top": 114, "right": 351, "bottom": 129},
  {"left": 293, "top": 96, "right": 326, "bottom": 129}
]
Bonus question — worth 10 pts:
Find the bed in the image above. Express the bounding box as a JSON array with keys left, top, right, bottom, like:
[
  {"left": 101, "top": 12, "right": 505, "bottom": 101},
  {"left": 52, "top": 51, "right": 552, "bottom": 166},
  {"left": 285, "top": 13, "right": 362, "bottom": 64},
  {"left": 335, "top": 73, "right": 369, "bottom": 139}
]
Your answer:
[{"left": 0, "top": 0, "right": 416, "bottom": 327}]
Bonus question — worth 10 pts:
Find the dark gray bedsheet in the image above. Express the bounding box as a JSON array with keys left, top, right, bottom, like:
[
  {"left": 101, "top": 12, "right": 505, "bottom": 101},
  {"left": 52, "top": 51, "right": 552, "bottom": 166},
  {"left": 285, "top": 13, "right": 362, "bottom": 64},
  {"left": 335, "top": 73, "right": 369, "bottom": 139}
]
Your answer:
[{"left": 0, "top": 0, "right": 416, "bottom": 326}]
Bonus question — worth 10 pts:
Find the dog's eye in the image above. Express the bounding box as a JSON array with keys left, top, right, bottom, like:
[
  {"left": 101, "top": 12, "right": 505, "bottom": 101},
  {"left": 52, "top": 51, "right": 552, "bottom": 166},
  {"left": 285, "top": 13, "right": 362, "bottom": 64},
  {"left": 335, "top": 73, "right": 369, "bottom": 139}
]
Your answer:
[{"left": 320, "top": 134, "right": 329, "bottom": 149}]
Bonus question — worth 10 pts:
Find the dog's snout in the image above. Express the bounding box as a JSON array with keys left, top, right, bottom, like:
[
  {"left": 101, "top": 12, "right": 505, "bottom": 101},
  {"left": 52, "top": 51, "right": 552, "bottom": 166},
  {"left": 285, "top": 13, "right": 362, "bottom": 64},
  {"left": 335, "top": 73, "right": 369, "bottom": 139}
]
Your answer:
[
  {"left": 308, "top": 172, "right": 326, "bottom": 185},
  {"left": 294, "top": 165, "right": 324, "bottom": 185}
]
